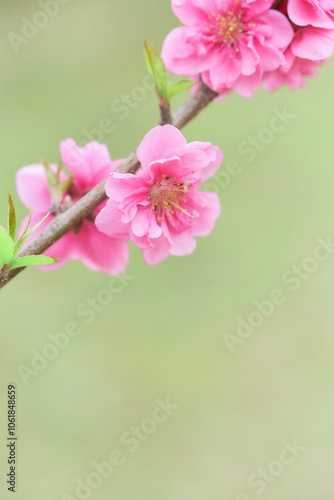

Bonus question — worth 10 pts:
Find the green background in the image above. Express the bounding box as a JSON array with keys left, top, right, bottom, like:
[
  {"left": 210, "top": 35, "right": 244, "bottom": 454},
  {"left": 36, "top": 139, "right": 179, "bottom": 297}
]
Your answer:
[{"left": 1, "top": 1, "right": 334, "bottom": 499}]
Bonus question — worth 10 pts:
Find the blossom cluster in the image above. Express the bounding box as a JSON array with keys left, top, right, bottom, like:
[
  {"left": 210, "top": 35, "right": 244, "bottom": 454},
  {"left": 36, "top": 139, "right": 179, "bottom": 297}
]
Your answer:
[
  {"left": 16, "top": 126, "right": 223, "bottom": 275},
  {"left": 161, "top": 0, "right": 334, "bottom": 95},
  {"left": 13, "top": 0, "right": 332, "bottom": 278}
]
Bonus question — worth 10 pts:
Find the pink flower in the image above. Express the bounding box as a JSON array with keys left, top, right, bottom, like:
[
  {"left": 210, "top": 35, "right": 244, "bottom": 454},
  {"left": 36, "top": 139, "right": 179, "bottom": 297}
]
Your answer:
[
  {"left": 16, "top": 140, "right": 129, "bottom": 275},
  {"left": 291, "top": 25, "right": 334, "bottom": 59},
  {"left": 263, "top": 25, "right": 334, "bottom": 90},
  {"left": 288, "top": 0, "right": 334, "bottom": 29},
  {"left": 96, "top": 125, "right": 223, "bottom": 266},
  {"left": 161, "top": 0, "right": 294, "bottom": 97}
]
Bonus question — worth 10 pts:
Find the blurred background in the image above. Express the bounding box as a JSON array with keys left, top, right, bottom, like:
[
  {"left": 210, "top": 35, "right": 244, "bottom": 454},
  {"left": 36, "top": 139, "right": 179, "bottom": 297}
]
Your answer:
[{"left": 1, "top": 1, "right": 334, "bottom": 499}]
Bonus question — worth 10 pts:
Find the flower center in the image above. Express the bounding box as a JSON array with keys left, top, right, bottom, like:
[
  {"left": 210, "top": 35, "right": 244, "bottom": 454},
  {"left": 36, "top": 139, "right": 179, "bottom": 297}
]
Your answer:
[
  {"left": 218, "top": 11, "right": 243, "bottom": 45},
  {"left": 204, "top": 1, "right": 245, "bottom": 47},
  {"left": 148, "top": 175, "right": 194, "bottom": 223}
]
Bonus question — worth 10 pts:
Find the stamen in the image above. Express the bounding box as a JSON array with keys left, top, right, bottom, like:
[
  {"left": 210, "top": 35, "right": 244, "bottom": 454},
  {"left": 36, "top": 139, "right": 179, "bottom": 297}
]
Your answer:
[
  {"left": 149, "top": 174, "right": 196, "bottom": 222},
  {"left": 203, "top": 1, "right": 245, "bottom": 47}
]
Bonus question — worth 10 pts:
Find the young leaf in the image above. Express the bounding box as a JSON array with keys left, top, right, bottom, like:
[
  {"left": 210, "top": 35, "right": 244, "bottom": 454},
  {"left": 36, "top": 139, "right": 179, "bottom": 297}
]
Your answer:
[
  {"left": 8, "top": 255, "right": 59, "bottom": 271},
  {"left": 143, "top": 40, "right": 154, "bottom": 78},
  {"left": 13, "top": 212, "right": 50, "bottom": 257},
  {"left": 41, "top": 158, "right": 56, "bottom": 187},
  {"left": 151, "top": 45, "right": 167, "bottom": 99},
  {"left": 60, "top": 176, "right": 73, "bottom": 194},
  {"left": 13, "top": 207, "right": 32, "bottom": 256},
  {"left": 59, "top": 162, "right": 72, "bottom": 179},
  {"left": 7, "top": 194, "right": 17, "bottom": 241},
  {"left": 55, "top": 164, "right": 61, "bottom": 185},
  {"left": 0, "top": 226, "right": 15, "bottom": 267},
  {"left": 166, "top": 80, "right": 196, "bottom": 100}
]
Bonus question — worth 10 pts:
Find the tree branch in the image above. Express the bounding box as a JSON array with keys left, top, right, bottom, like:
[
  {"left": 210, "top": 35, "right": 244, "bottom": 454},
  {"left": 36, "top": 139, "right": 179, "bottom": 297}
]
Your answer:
[
  {"left": 0, "top": 81, "right": 217, "bottom": 290},
  {"left": 159, "top": 98, "right": 172, "bottom": 125}
]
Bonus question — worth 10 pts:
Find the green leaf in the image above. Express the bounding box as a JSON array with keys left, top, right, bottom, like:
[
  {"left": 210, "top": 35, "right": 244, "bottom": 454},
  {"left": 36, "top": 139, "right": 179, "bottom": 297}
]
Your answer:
[
  {"left": 151, "top": 45, "right": 167, "bottom": 99},
  {"left": 13, "top": 211, "right": 50, "bottom": 257},
  {"left": 59, "top": 162, "right": 72, "bottom": 179},
  {"left": 143, "top": 41, "right": 169, "bottom": 100},
  {"left": 8, "top": 255, "right": 59, "bottom": 271},
  {"left": 13, "top": 207, "right": 32, "bottom": 256},
  {"left": 143, "top": 40, "right": 154, "bottom": 78},
  {"left": 0, "top": 226, "right": 15, "bottom": 267},
  {"left": 55, "top": 164, "right": 61, "bottom": 185},
  {"left": 41, "top": 158, "right": 56, "bottom": 187},
  {"left": 60, "top": 176, "right": 73, "bottom": 194},
  {"left": 166, "top": 80, "right": 196, "bottom": 100},
  {"left": 7, "top": 194, "right": 17, "bottom": 241}
]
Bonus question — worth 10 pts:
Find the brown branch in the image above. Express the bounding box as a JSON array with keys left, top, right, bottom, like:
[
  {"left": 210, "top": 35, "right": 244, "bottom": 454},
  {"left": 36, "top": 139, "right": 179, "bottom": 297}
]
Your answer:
[
  {"left": 159, "top": 97, "right": 172, "bottom": 125},
  {"left": 172, "top": 81, "right": 217, "bottom": 129},
  {"left": 0, "top": 82, "right": 217, "bottom": 290}
]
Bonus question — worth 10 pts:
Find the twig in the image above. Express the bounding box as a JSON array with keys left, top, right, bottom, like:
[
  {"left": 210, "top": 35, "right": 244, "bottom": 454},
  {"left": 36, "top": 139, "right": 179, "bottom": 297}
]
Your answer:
[
  {"left": 160, "top": 97, "right": 172, "bottom": 125},
  {"left": 0, "top": 82, "right": 217, "bottom": 290}
]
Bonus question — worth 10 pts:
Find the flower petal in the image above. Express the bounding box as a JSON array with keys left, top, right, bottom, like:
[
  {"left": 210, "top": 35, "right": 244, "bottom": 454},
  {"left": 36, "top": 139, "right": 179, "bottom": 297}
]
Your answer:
[
  {"left": 105, "top": 172, "right": 145, "bottom": 201},
  {"left": 137, "top": 125, "right": 188, "bottom": 168},
  {"left": 288, "top": 0, "right": 334, "bottom": 29},
  {"left": 141, "top": 235, "right": 171, "bottom": 265},
  {"left": 161, "top": 27, "right": 213, "bottom": 75},
  {"left": 186, "top": 142, "right": 224, "bottom": 183},
  {"left": 60, "top": 139, "right": 92, "bottom": 191},
  {"left": 190, "top": 191, "right": 221, "bottom": 236},
  {"left": 131, "top": 206, "right": 162, "bottom": 239},
  {"left": 172, "top": 0, "right": 218, "bottom": 26},
  {"left": 292, "top": 27, "right": 334, "bottom": 61},
  {"left": 74, "top": 221, "right": 129, "bottom": 276},
  {"left": 16, "top": 164, "right": 51, "bottom": 212},
  {"left": 95, "top": 200, "right": 130, "bottom": 238}
]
